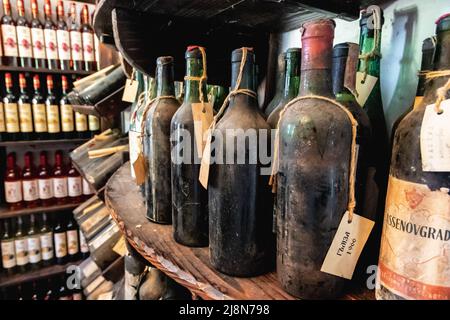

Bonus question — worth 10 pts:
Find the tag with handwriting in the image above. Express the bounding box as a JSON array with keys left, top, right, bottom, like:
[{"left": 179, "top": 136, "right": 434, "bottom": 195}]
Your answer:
[
  {"left": 420, "top": 100, "right": 450, "bottom": 172},
  {"left": 132, "top": 152, "right": 147, "bottom": 186},
  {"left": 199, "top": 131, "right": 213, "bottom": 189},
  {"left": 321, "top": 211, "right": 375, "bottom": 280},
  {"left": 122, "top": 79, "right": 138, "bottom": 103},
  {"left": 356, "top": 72, "right": 378, "bottom": 107},
  {"left": 192, "top": 102, "right": 214, "bottom": 158}
]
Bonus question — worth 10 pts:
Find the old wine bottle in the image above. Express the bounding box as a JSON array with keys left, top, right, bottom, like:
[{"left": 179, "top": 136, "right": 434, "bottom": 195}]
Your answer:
[
  {"left": 56, "top": 0, "right": 71, "bottom": 70},
  {"left": 1, "top": 0, "right": 18, "bottom": 66},
  {"left": 16, "top": 0, "right": 33, "bottom": 68},
  {"left": 30, "top": 0, "right": 46, "bottom": 69},
  {"left": 39, "top": 212, "right": 54, "bottom": 266},
  {"left": 267, "top": 48, "right": 301, "bottom": 128},
  {"left": 209, "top": 48, "right": 274, "bottom": 276},
  {"left": 1, "top": 218, "right": 16, "bottom": 274},
  {"left": 88, "top": 115, "right": 100, "bottom": 137},
  {"left": 81, "top": 5, "right": 96, "bottom": 72},
  {"left": 22, "top": 152, "right": 39, "bottom": 208},
  {"left": 69, "top": 3, "right": 83, "bottom": 71},
  {"left": 3, "top": 73, "right": 20, "bottom": 141},
  {"left": 171, "top": 46, "right": 208, "bottom": 247},
  {"left": 264, "top": 52, "right": 285, "bottom": 117},
  {"left": 60, "top": 75, "right": 75, "bottom": 139},
  {"left": 53, "top": 215, "right": 68, "bottom": 265},
  {"left": 43, "top": 0, "right": 59, "bottom": 70},
  {"left": 4, "top": 152, "right": 23, "bottom": 210},
  {"left": 144, "top": 56, "right": 180, "bottom": 223},
  {"left": 45, "top": 75, "right": 61, "bottom": 139},
  {"left": 277, "top": 19, "right": 351, "bottom": 299},
  {"left": 52, "top": 150, "right": 68, "bottom": 205},
  {"left": 67, "top": 160, "right": 82, "bottom": 203},
  {"left": 14, "top": 216, "right": 29, "bottom": 273},
  {"left": 377, "top": 14, "right": 450, "bottom": 301},
  {"left": 18, "top": 73, "right": 33, "bottom": 140},
  {"left": 27, "top": 214, "right": 42, "bottom": 270},
  {"left": 66, "top": 213, "right": 79, "bottom": 261},
  {"left": 32, "top": 75, "right": 48, "bottom": 140}
]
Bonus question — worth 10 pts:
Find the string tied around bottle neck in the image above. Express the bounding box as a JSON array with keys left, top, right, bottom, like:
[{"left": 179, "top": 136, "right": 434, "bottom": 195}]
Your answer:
[
  {"left": 138, "top": 95, "right": 177, "bottom": 139},
  {"left": 358, "top": 7, "right": 382, "bottom": 82},
  {"left": 269, "top": 95, "right": 358, "bottom": 223},
  {"left": 417, "top": 70, "right": 450, "bottom": 113},
  {"left": 184, "top": 46, "right": 208, "bottom": 105}
]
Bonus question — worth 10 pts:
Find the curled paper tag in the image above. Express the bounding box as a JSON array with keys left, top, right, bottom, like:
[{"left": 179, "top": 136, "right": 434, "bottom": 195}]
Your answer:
[
  {"left": 122, "top": 79, "right": 139, "bottom": 103},
  {"left": 356, "top": 72, "right": 378, "bottom": 107},
  {"left": 192, "top": 102, "right": 214, "bottom": 158}
]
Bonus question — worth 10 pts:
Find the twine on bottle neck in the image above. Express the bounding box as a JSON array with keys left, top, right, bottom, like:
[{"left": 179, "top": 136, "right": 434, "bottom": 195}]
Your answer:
[
  {"left": 269, "top": 95, "right": 358, "bottom": 223},
  {"left": 184, "top": 46, "right": 208, "bottom": 105},
  {"left": 417, "top": 70, "right": 450, "bottom": 113},
  {"left": 358, "top": 8, "right": 382, "bottom": 82}
]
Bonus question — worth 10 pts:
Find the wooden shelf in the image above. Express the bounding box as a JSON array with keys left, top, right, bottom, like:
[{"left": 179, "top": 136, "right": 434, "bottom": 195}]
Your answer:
[
  {"left": 0, "top": 260, "right": 83, "bottom": 288},
  {"left": 0, "top": 138, "right": 89, "bottom": 148},
  {"left": 0, "top": 65, "right": 94, "bottom": 76},
  {"left": 0, "top": 203, "right": 80, "bottom": 219},
  {"left": 105, "top": 163, "right": 375, "bottom": 300}
]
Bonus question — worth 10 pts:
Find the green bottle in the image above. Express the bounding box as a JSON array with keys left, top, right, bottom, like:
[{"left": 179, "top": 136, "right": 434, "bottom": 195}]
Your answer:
[{"left": 264, "top": 52, "right": 286, "bottom": 117}]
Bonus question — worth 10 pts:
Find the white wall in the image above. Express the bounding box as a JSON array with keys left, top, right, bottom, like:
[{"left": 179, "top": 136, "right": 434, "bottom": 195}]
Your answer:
[{"left": 279, "top": 0, "right": 449, "bottom": 135}]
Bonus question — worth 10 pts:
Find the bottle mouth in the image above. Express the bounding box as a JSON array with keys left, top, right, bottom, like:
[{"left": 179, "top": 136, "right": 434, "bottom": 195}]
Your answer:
[
  {"left": 359, "top": 8, "right": 385, "bottom": 27},
  {"left": 231, "top": 47, "right": 254, "bottom": 63},
  {"left": 301, "top": 19, "right": 335, "bottom": 41},
  {"left": 436, "top": 13, "right": 450, "bottom": 33},
  {"left": 332, "top": 42, "right": 358, "bottom": 59},
  {"left": 157, "top": 56, "right": 174, "bottom": 65},
  {"left": 422, "top": 37, "right": 436, "bottom": 52},
  {"left": 285, "top": 47, "right": 301, "bottom": 59},
  {"left": 185, "top": 45, "right": 204, "bottom": 59}
]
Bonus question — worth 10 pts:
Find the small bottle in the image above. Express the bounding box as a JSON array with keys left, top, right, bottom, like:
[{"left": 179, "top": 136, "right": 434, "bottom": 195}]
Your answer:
[
  {"left": 56, "top": 0, "right": 71, "bottom": 70},
  {"left": 45, "top": 75, "right": 61, "bottom": 139},
  {"left": 3, "top": 72, "right": 20, "bottom": 141},
  {"left": 66, "top": 213, "right": 79, "bottom": 261},
  {"left": 79, "top": 228, "right": 89, "bottom": 259},
  {"left": 53, "top": 215, "right": 67, "bottom": 265},
  {"left": 4, "top": 152, "right": 23, "bottom": 211},
  {"left": 39, "top": 212, "right": 54, "bottom": 266},
  {"left": 38, "top": 151, "right": 54, "bottom": 206},
  {"left": 52, "top": 150, "right": 68, "bottom": 205},
  {"left": 27, "top": 214, "right": 42, "bottom": 270},
  {"left": 14, "top": 216, "right": 29, "bottom": 273},
  {"left": 1, "top": 218, "right": 16, "bottom": 274},
  {"left": 18, "top": 74, "right": 34, "bottom": 141},
  {"left": 67, "top": 161, "right": 82, "bottom": 203},
  {"left": 1, "top": 0, "right": 19, "bottom": 66},
  {"left": 32, "top": 75, "right": 48, "bottom": 140},
  {"left": 43, "top": 0, "right": 59, "bottom": 69},
  {"left": 16, "top": 0, "right": 33, "bottom": 68},
  {"left": 60, "top": 75, "right": 75, "bottom": 139},
  {"left": 30, "top": 0, "right": 47, "bottom": 68},
  {"left": 22, "top": 151, "right": 40, "bottom": 208}
]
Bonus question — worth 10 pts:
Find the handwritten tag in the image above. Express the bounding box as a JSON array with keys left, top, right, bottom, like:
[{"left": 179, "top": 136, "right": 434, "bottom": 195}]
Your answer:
[
  {"left": 112, "top": 236, "right": 127, "bottom": 256},
  {"left": 355, "top": 72, "right": 378, "bottom": 107},
  {"left": 132, "top": 152, "right": 147, "bottom": 186},
  {"left": 122, "top": 79, "right": 138, "bottom": 103},
  {"left": 321, "top": 211, "right": 374, "bottom": 280},
  {"left": 199, "top": 131, "right": 213, "bottom": 189},
  {"left": 192, "top": 102, "right": 214, "bottom": 158},
  {"left": 420, "top": 100, "right": 450, "bottom": 172}
]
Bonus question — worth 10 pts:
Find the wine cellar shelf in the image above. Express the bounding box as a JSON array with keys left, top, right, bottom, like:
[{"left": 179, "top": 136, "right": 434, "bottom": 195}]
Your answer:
[
  {"left": 0, "top": 203, "right": 80, "bottom": 219},
  {"left": 105, "top": 163, "right": 375, "bottom": 300},
  {"left": 0, "top": 139, "right": 89, "bottom": 148},
  {"left": 0, "top": 65, "right": 94, "bottom": 76},
  {"left": 0, "top": 260, "right": 82, "bottom": 288}
]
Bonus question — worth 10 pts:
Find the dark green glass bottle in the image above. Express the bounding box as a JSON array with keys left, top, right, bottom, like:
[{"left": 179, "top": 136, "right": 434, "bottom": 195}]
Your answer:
[{"left": 264, "top": 52, "right": 286, "bottom": 117}]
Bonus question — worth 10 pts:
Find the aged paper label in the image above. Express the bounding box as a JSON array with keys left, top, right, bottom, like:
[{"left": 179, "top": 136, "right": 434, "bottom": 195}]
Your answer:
[
  {"left": 199, "top": 130, "right": 213, "bottom": 189},
  {"left": 379, "top": 176, "right": 450, "bottom": 300},
  {"left": 192, "top": 102, "right": 214, "bottom": 158},
  {"left": 122, "top": 79, "right": 138, "bottom": 103},
  {"left": 321, "top": 211, "right": 374, "bottom": 279},
  {"left": 355, "top": 72, "right": 378, "bottom": 107},
  {"left": 112, "top": 236, "right": 127, "bottom": 256}
]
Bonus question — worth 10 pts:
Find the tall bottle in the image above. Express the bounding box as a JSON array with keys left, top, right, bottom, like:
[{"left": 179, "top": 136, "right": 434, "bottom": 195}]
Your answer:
[
  {"left": 32, "top": 75, "right": 48, "bottom": 140},
  {"left": 264, "top": 52, "right": 285, "bottom": 117},
  {"left": 209, "top": 47, "right": 274, "bottom": 276},
  {"left": 60, "top": 75, "right": 75, "bottom": 138},
  {"left": 377, "top": 14, "right": 450, "bottom": 301},
  {"left": 38, "top": 151, "right": 53, "bottom": 206},
  {"left": 1, "top": 218, "right": 16, "bottom": 274},
  {"left": 18, "top": 74, "right": 33, "bottom": 140},
  {"left": 27, "top": 214, "right": 42, "bottom": 270},
  {"left": 43, "top": 0, "right": 59, "bottom": 69},
  {"left": 277, "top": 19, "right": 350, "bottom": 299},
  {"left": 39, "top": 212, "right": 54, "bottom": 266},
  {"left": 171, "top": 46, "right": 208, "bottom": 247},
  {"left": 14, "top": 216, "right": 29, "bottom": 273},
  {"left": 30, "top": 0, "right": 47, "bottom": 69},
  {"left": 80, "top": 5, "right": 96, "bottom": 72},
  {"left": 144, "top": 56, "right": 180, "bottom": 223},
  {"left": 66, "top": 213, "right": 79, "bottom": 261},
  {"left": 45, "top": 75, "right": 61, "bottom": 139},
  {"left": 4, "top": 152, "right": 23, "bottom": 210},
  {"left": 22, "top": 152, "right": 39, "bottom": 208},
  {"left": 69, "top": 3, "right": 83, "bottom": 71},
  {"left": 267, "top": 48, "right": 301, "bottom": 128},
  {"left": 16, "top": 0, "right": 33, "bottom": 68},
  {"left": 52, "top": 150, "right": 68, "bottom": 205},
  {"left": 53, "top": 215, "right": 67, "bottom": 265},
  {"left": 67, "top": 161, "right": 82, "bottom": 203},
  {"left": 1, "top": 0, "right": 18, "bottom": 66},
  {"left": 56, "top": 1, "right": 71, "bottom": 70},
  {"left": 3, "top": 72, "right": 20, "bottom": 141}
]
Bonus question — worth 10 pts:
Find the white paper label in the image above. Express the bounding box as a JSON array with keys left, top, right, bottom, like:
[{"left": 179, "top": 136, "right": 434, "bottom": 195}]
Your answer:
[
  {"left": 16, "top": 25, "right": 33, "bottom": 58},
  {"left": 44, "top": 29, "right": 58, "bottom": 60},
  {"left": 420, "top": 100, "right": 450, "bottom": 172},
  {"left": 82, "top": 178, "right": 94, "bottom": 196},
  {"left": 33, "top": 103, "right": 47, "bottom": 132},
  {"left": 23, "top": 179, "right": 39, "bottom": 201},
  {"left": 54, "top": 232, "right": 67, "bottom": 258},
  {"left": 67, "top": 230, "right": 79, "bottom": 255},
  {"left": 1, "top": 240, "right": 16, "bottom": 269},
  {"left": 27, "top": 236, "right": 41, "bottom": 263},
  {"left": 5, "top": 181, "right": 23, "bottom": 203},
  {"left": 38, "top": 178, "right": 53, "bottom": 199},
  {"left": 68, "top": 176, "right": 82, "bottom": 197},
  {"left": 14, "top": 238, "right": 29, "bottom": 266},
  {"left": 355, "top": 72, "right": 378, "bottom": 107},
  {"left": 75, "top": 112, "right": 87, "bottom": 131},
  {"left": 53, "top": 177, "right": 68, "bottom": 198},
  {"left": 18, "top": 102, "right": 33, "bottom": 133},
  {"left": 88, "top": 115, "right": 100, "bottom": 131},
  {"left": 79, "top": 230, "right": 89, "bottom": 253},
  {"left": 70, "top": 31, "right": 83, "bottom": 61},
  {"left": 129, "top": 131, "right": 139, "bottom": 179},
  {"left": 5, "top": 102, "right": 20, "bottom": 133},
  {"left": 2, "top": 24, "right": 18, "bottom": 56},
  {"left": 46, "top": 104, "right": 60, "bottom": 133},
  {"left": 40, "top": 232, "right": 54, "bottom": 260},
  {"left": 82, "top": 32, "right": 94, "bottom": 61},
  {"left": 57, "top": 29, "right": 71, "bottom": 60},
  {"left": 61, "top": 103, "right": 74, "bottom": 132},
  {"left": 31, "top": 27, "right": 46, "bottom": 59}
]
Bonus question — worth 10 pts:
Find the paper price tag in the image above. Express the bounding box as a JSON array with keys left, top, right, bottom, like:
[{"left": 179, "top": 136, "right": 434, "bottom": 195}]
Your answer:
[
  {"left": 420, "top": 100, "right": 450, "bottom": 172},
  {"left": 321, "top": 211, "right": 374, "bottom": 280},
  {"left": 356, "top": 72, "right": 378, "bottom": 107},
  {"left": 192, "top": 102, "right": 214, "bottom": 158},
  {"left": 122, "top": 79, "right": 139, "bottom": 103},
  {"left": 132, "top": 152, "right": 147, "bottom": 186},
  {"left": 199, "top": 131, "right": 213, "bottom": 189}
]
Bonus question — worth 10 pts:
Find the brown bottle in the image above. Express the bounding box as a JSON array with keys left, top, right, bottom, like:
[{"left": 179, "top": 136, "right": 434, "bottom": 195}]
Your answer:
[
  {"left": 1, "top": 0, "right": 18, "bottom": 66},
  {"left": 56, "top": 1, "right": 71, "bottom": 70},
  {"left": 52, "top": 150, "right": 67, "bottom": 205},
  {"left": 16, "top": 0, "right": 33, "bottom": 68},
  {"left": 80, "top": 5, "right": 96, "bottom": 72},
  {"left": 4, "top": 152, "right": 23, "bottom": 210},
  {"left": 30, "top": 0, "right": 47, "bottom": 68},
  {"left": 22, "top": 151, "right": 40, "bottom": 208},
  {"left": 43, "top": 0, "right": 59, "bottom": 69},
  {"left": 38, "top": 151, "right": 54, "bottom": 207}
]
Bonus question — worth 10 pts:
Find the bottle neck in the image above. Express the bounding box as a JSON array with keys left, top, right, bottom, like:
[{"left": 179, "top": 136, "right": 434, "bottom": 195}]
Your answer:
[
  {"left": 184, "top": 57, "right": 207, "bottom": 103},
  {"left": 229, "top": 55, "right": 257, "bottom": 107},
  {"left": 55, "top": 154, "right": 63, "bottom": 167},
  {"left": 3, "top": 1, "right": 11, "bottom": 16},
  {"left": 32, "top": 2, "right": 38, "bottom": 20},
  {"left": 358, "top": 26, "right": 381, "bottom": 77},
  {"left": 18, "top": 1, "right": 25, "bottom": 17},
  {"left": 156, "top": 63, "right": 175, "bottom": 97},
  {"left": 6, "top": 155, "right": 15, "bottom": 169},
  {"left": 283, "top": 55, "right": 300, "bottom": 99},
  {"left": 40, "top": 154, "right": 47, "bottom": 167},
  {"left": 24, "top": 155, "right": 32, "bottom": 168}
]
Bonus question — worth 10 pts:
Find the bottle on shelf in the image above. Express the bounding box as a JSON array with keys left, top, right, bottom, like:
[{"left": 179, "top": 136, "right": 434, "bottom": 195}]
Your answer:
[
  {"left": 80, "top": 5, "right": 96, "bottom": 72},
  {"left": 37, "top": 151, "right": 53, "bottom": 206},
  {"left": 69, "top": 2, "right": 83, "bottom": 71},
  {"left": 27, "top": 214, "right": 42, "bottom": 270},
  {"left": 1, "top": 218, "right": 16, "bottom": 274},
  {"left": 4, "top": 152, "right": 23, "bottom": 210},
  {"left": 60, "top": 75, "right": 75, "bottom": 138},
  {"left": 67, "top": 160, "right": 82, "bottom": 203},
  {"left": 3, "top": 72, "right": 21, "bottom": 141},
  {"left": 66, "top": 213, "right": 79, "bottom": 261},
  {"left": 45, "top": 75, "right": 61, "bottom": 139},
  {"left": 79, "top": 228, "right": 89, "bottom": 259},
  {"left": 57, "top": 274, "right": 72, "bottom": 299},
  {"left": 30, "top": 0, "right": 47, "bottom": 69},
  {"left": 53, "top": 214, "right": 67, "bottom": 265},
  {"left": 16, "top": 0, "right": 33, "bottom": 68},
  {"left": 14, "top": 216, "right": 29, "bottom": 273},
  {"left": 32, "top": 75, "right": 48, "bottom": 140},
  {"left": 52, "top": 150, "right": 68, "bottom": 205},
  {"left": 0, "top": 98, "right": 5, "bottom": 141},
  {"left": 56, "top": 0, "right": 71, "bottom": 70},
  {"left": 75, "top": 111, "right": 88, "bottom": 138},
  {"left": 39, "top": 212, "right": 54, "bottom": 266},
  {"left": 43, "top": 0, "right": 59, "bottom": 70},
  {"left": 1, "top": 0, "right": 18, "bottom": 66},
  {"left": 18, "top": 73, "right": 34, "bottom": 140},
  {"left": 82, "top": 177, "right": 94, "bottom": 201},
  {"left": 88, "top": 115, "right": 100, "bottom": 137},
  {"left": 264, "top": 52, "right": 286, "bottom": 117},
  {"left": 22, "top": 151, "right": 40, "bottom": 208}
]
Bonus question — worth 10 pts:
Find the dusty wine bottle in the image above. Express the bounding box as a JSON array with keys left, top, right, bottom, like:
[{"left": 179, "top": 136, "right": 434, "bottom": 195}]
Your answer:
[{"left": 264, "top": 52, "right": 285, "bottom": 117}]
